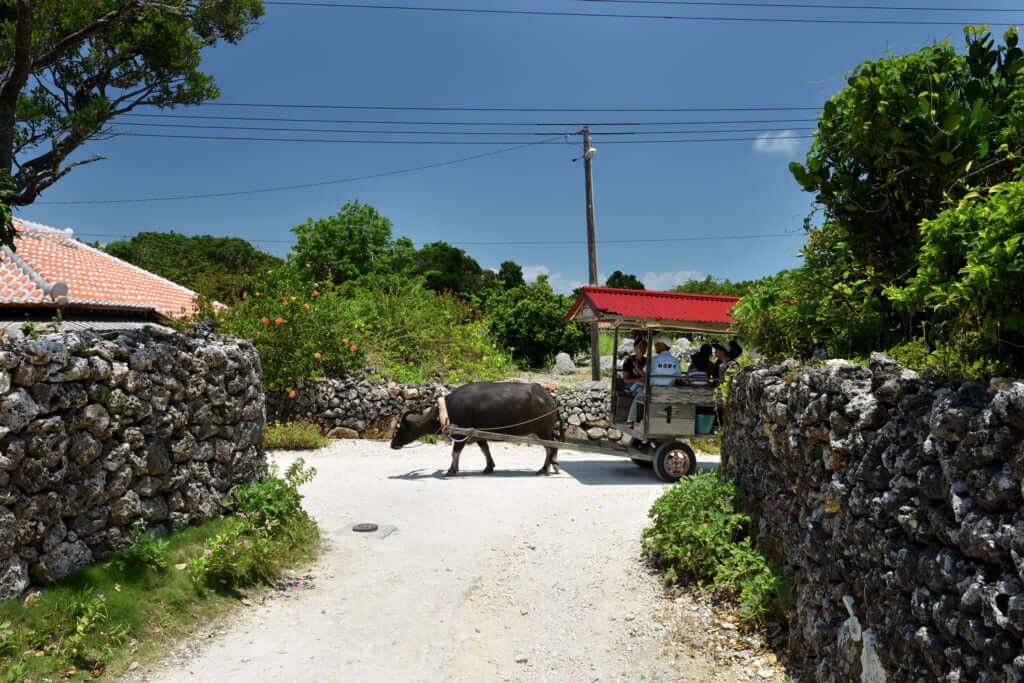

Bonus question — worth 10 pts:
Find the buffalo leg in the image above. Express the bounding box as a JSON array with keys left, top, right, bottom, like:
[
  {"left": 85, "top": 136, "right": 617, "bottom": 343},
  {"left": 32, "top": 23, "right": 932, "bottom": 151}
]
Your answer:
[
  {"left": 477, "top": 440, "right": 496, "bottom": 474},
  {"left": 447, "top": 441, "right": 466, "bottom": 476},
  {"left": 537, "top": 446, "right": 560, "bottom": 476}
]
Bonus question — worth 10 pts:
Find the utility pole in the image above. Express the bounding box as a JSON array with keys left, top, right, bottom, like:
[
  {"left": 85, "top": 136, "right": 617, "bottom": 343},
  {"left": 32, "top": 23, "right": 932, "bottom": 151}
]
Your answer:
[{"left": 582, "top": 125, "right": 600, "bottom": 381}]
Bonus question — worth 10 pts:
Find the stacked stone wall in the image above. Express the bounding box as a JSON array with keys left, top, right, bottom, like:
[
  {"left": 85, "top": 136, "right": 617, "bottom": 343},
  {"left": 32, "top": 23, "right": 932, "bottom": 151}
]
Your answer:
[
  {"left": 269, "top": 376, "right": 628, "bottom": 444},
  {"left": 0, "top": 326, "right": 266, "bottom": 598},
  {"left": 722, "top": 354, "right": 1024, "bottom": 681}
]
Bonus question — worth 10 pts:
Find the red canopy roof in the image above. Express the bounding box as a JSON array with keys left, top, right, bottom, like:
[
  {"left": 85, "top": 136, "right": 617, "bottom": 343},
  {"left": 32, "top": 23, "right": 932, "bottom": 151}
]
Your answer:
[{"left": 566, "top": 286, "right": 739, "bottom": 331}]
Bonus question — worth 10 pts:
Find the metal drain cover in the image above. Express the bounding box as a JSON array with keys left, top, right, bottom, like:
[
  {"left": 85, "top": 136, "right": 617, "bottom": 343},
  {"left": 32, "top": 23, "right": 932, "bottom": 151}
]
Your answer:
[{"left": 352, "top": 523, "right": 379, "bottom": 533}]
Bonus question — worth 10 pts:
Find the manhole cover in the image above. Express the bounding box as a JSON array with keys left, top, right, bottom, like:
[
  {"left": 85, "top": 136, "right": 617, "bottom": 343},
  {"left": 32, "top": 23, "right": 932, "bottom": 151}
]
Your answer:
[{"left": 352, "top": 523, "right": 379, "bottom": 533}]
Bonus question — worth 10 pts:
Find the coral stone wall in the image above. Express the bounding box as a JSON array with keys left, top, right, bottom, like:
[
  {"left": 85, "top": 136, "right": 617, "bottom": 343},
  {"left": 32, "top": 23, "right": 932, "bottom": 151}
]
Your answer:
[
  {"left": 722, "top": 354, "right": 1024, "bottom": 681},
  {"left": 0, "top": 327, "right": 266, "bottom": 599}
]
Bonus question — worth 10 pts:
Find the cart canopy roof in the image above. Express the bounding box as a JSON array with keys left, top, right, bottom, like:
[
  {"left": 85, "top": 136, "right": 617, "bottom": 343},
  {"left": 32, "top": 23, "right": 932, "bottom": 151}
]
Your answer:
[{"left": 566, "top": 286, "right": 740, "bottom": 333}]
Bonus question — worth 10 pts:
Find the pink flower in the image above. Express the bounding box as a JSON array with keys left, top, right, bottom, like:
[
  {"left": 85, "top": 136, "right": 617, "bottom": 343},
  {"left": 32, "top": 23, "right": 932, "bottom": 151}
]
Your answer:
[
  {"left": 314, "top": 352, "right": 321, "bottom": 359},
  {"left": 204, "top": 549, "right": 211, "bottom": 555},
  {"left": 351, "top": 344, "right": 357, "bottom": 352},
  {"left": 261, "top": 317, "right": 269, "bottom": 325},
  {"left": 275, "top": 318, "right": 283, "bottom": 325},
  {"left": 303, "top": 303, "right": 310, "bottom": 309}
]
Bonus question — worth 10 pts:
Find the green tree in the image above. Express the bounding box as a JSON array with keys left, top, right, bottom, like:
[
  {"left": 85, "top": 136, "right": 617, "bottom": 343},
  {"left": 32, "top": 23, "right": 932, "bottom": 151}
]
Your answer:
[
  {"left": 605, "top": 270, "right": 645, "bottom": 290},
  {"left": 790, "top": 27, "right": 1024, "bottom": 280},
  {"left": 289, "top": 201, "right": 400, "bottom": 284},
  {"left": 671, "top": 275, "right": 755, "bottom": 298},
  {"left": 497, "top": 260, "right": 524, "bottom": 289},
  {"left": 737, "top": 27, "right": 1024, "bottom": 362},
  {"left": 105, "top": 231, "right": 282, "bottom": 302},
  {"left": 486, "top": 276, "right": 589, "bottom": 367},
  {"left": 412, "top": 240, "right": 484, "bottom": 298},
  {"left": 887, "top": 174, "right": 1024, "bottom": 374},
  {"left": 0, "top": 0, "right": 264, "bottom": 248}
]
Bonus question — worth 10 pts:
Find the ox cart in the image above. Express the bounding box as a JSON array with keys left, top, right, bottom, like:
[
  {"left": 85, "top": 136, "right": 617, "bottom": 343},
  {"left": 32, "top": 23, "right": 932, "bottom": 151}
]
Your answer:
[{"left": 442, "top": 287, "right": 740, "bottom": 483}]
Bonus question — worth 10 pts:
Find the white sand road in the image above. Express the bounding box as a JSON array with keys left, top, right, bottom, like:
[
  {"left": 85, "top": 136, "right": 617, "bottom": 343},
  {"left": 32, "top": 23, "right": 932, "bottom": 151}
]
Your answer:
[{"left": 124, "top": 440, "right": 783, "bottom": 683}]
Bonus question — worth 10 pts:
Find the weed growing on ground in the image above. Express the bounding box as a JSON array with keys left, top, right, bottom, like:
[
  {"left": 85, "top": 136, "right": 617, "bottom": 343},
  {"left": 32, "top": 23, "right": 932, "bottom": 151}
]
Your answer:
[
  {"left": 265, "top": 417, "right": 329, "bottom": 449},
  {"left": 642, "top": 472, "right": 792, "bottom": 630},
  {"left": 0, "top": 460, "right": 320, "bottom": 680}
]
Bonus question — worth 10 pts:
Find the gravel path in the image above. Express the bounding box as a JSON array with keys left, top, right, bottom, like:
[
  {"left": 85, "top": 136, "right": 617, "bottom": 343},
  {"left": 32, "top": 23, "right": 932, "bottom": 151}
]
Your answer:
[{"left": 123, "top": 440, "right": 787, "bottom": 682}]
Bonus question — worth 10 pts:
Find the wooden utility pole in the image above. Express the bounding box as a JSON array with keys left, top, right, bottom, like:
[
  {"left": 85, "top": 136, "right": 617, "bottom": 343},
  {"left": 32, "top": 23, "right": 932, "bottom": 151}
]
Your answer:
[{"left": 583, "top": 125, "right": 600, "bottom": 381}]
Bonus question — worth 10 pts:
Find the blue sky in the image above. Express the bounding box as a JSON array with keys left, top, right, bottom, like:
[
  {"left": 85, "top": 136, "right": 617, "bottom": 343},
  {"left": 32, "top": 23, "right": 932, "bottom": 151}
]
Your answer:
[{"left": 21, "top": 1, "right": 1024, "bottom": 294}]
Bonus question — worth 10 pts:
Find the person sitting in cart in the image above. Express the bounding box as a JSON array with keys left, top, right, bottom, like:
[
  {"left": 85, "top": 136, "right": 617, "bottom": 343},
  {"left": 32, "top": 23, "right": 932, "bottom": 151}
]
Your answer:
[
  {"left": 621, "top": 338, "right": 647, "bottom": 394},
  {"left": 679, "top": 346, "right": 711, "bottom": 386},
  {"left": 625, "top": 336, "right": 680, "bottom": 427}
]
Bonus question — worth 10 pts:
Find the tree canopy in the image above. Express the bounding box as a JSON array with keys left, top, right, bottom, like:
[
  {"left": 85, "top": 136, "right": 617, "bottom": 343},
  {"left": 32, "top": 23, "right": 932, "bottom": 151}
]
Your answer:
[
  {"left": 289, "top": 201, "right": 402, "bottom": 284},
  {"left": 735, "top": 27, "right": 1024, "bottom": 376},
  {"left": 604, "top": 270, "right": 645, "bottom": 290},
  {"left": 671, "top": 276, "right": 755, "bottom": 298},
  {"left": 413, "top": 240, "right": 485, "bottom": 299},
  {"left": 105, "top": 231, "right": 282, "bottom": 303},
  {"left": 0, "top": 0, "right": 264, "bottom": 247}
]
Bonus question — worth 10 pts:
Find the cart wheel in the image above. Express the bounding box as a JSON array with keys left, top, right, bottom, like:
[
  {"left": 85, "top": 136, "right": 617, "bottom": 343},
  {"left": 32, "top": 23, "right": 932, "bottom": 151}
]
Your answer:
[{"left": 653, "top": 441, "right": 696, "bottom": 482}]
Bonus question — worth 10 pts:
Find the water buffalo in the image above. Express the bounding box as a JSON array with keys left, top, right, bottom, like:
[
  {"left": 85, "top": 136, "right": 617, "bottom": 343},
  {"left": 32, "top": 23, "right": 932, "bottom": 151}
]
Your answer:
[{"left": 390, "top": 382, "right": 562, "bottom": 476}]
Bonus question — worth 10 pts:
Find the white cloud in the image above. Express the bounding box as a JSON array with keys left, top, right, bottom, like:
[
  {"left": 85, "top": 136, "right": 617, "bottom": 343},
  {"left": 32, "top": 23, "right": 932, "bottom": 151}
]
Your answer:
[
  {"left": 520, "top": 264, "right": 587, "bottom": 296},
  {"left": 521, "top": 264, "right": 550, "bottom": 282},
  {"left": 641, "top": 270, "right": 704, "bottom": 291},
  {"left": 753, "top": 130, "right": 800, "bottom": 155}
]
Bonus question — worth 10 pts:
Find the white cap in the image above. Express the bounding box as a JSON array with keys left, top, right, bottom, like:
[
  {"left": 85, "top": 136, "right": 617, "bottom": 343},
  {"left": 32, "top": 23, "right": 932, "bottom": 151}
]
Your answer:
[{"left": 653, "top": 336, "right": 672, "bottom": 347}]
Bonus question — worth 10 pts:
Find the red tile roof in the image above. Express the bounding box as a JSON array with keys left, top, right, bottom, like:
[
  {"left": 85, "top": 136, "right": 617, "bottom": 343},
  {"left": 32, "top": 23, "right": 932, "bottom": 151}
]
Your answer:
[
  {"left": 1, "top": 218, "right": 200, "bottom": 318},
  {"left": 566, "top": 286, "right": 740, "bottom": 328}
]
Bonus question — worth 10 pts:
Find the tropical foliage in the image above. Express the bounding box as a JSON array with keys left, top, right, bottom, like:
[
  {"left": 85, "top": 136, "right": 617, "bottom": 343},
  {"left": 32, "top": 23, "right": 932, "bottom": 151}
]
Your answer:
[
  {"left": 485, "top": 276, "right": 589, "bottom": 367},
  {"left": 105, "top": 232, "right": 283, "bottom": 303},
  {"left": 735, "top": 27, "right": 1024, "bottom": 377},
  {"left": 0, "top": 0, "right": 264, "bottom": 247}
]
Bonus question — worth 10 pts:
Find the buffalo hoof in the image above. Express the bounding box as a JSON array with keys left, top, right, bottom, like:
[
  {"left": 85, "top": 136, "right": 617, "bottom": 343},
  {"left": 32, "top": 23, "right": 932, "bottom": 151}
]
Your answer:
[
  {"left": 535, "top": 468, "right": 551, "bottom": 476},
  {"left": 483, "top": 466, "right": 495, "bottom": 474},
  {"left": 445, "top": 468, "right": 459, "bottom": 476},
  {"left": 551, "top": 464, "right": 561, "bottom": 474}
]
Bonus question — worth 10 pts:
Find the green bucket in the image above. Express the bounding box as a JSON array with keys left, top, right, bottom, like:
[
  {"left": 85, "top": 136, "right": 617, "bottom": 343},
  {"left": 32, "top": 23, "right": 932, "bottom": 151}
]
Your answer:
[{"left": 695, "top": 414, "right": 715, "bottom": 435}]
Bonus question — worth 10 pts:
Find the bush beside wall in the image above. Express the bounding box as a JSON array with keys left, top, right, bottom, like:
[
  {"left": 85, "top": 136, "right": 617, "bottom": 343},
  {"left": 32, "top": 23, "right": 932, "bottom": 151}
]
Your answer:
[
  {"left": 0, "top": 326, "right": 266, "bottom": 599},
  {"left": 722, "top": 354, "right": 1024, "bottom": 681}
]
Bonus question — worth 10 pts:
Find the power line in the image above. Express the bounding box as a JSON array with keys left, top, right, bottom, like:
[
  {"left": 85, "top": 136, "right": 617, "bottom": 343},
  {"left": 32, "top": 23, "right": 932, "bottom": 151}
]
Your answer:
[
  {"left": 110, "top": 131, "right": 813, "bottom": 144},
  {"left": 37, "top": 138, "right": 562, "bottom": 205},
  {"left": 200, "top": 102, "right": 823, "bottom": 113},
  {"left": 260, "top": 1, "right": 1016, "bottom": 26},
  {"left": 68, "top": 231, "right": 801, "bottom": 246},
  {"left": 579, "top": 0, "right": 1024, "bottom": 13},
  {"left": 114, "top": 121, "right": 816, "bottom": 136},
  {"left": 118, "top": 112, "right": 821, "bottom": 126}
]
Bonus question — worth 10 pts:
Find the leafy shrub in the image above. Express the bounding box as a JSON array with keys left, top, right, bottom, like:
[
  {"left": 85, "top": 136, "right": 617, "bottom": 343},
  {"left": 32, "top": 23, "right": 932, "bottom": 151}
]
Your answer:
[
  {"left": 190, "top": 458, "right": 319, "bottom": 589},
  {"left": 486, "top": 276, "right": 589, "bottom": 367},
  {"left": 334, "top": 274, "right": 516, "bottom": 384},
  {"left": 202, "top": 268, "right": 515, "bottom": 388},
  {"left": 199, "top": 264, "right": 365, "bottom": 391},
  {"left": 112, "top": 525, "right": 170, "bottom": 576},
  {"left": 266, "top": 417, "right": 328, "bottom": 450},
  {"left": 886, "top": 176, "right": 1024, "bottom": 377},
  {"left": 642, "top": 473, "right": 791, "bottom": 628}
]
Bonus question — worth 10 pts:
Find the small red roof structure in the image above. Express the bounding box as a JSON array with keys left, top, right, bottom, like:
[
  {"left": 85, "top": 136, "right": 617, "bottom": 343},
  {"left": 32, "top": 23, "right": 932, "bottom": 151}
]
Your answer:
[
  {"left": 566, "top": 286, "right": 740, "bottom": 333},
  {"left": 1, "top": 217, "right": 201, "bottom": 324}
]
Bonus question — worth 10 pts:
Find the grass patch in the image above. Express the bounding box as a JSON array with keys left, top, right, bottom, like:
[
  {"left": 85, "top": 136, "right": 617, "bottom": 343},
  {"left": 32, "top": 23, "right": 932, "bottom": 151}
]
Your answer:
[
  {"left": 0, "top": 459, "right": 320, "bottom": 682},
  {"left": 642, "top": 472, "right": 792, "bottom": 631},
  {"left": 266, "top": 417, "right": 329, "bottom": 449}
]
